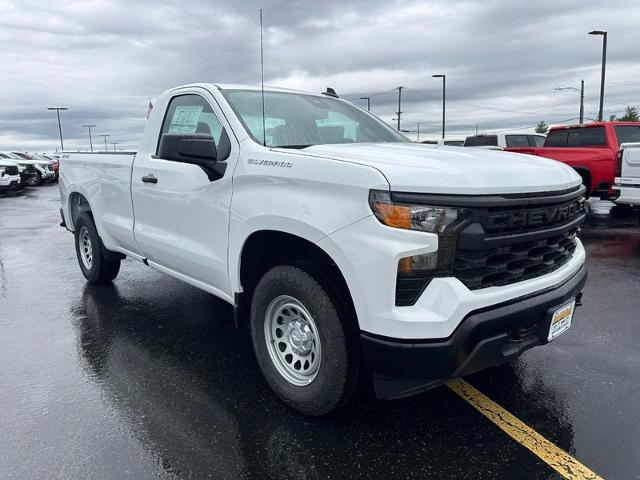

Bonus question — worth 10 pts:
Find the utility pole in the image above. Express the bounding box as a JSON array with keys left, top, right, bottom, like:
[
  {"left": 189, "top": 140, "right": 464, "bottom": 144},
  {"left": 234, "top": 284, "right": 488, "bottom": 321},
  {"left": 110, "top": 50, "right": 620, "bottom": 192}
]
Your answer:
[
  {"left": 416, "top": 122, "right": 421, "bottom": 142},
  {"left": 46, "top": 107, "right": 68, "bottom": 151},
  {"left": 432, "top": 74, "right": 446, "bottom": 138},
  {"left": 110, "top": 142, "right": 119, "bottom": 152},
  {"left": 588, "top": 30, "right": 607, "bottom": 121},
  {"left": 100, "top": 134, "right": 110, "bottom": 151},
  {"left": 396, "top": 86, "right": 404, "bottom": 131},
  {"left": 475, "top": 123, "right": 478, "bottom": 135},
  {"left": 359, "top": 97, "right": 371, "bottom": 111},
  {"left": 82, "top": 124, "right": 96, "bottom": 152}
]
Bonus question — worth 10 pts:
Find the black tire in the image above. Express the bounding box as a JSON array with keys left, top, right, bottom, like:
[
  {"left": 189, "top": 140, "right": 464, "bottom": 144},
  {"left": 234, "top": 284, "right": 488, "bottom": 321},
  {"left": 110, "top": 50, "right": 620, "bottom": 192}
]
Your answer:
[
  {"left": 74, "top": 213, "right": 121, "bottom": 284},
  {"left": 29, "top": 171, "right": 42, "bottom": 187},
  {"left": 250, "top": 264, "right": 365, "bottom": 416}
]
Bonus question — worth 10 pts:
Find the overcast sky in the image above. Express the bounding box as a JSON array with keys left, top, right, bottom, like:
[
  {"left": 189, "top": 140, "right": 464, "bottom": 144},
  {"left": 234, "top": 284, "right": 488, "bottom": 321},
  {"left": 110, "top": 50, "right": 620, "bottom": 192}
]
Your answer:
[{"left": 1, "top": 0, "right": 639, "bottom": 152}]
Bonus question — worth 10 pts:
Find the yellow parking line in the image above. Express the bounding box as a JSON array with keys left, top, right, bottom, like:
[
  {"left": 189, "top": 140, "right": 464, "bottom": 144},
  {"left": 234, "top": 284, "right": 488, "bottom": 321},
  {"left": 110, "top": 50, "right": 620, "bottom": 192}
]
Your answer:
[{"left": 447, "top": 379, "right": 602, "bottom": 480}]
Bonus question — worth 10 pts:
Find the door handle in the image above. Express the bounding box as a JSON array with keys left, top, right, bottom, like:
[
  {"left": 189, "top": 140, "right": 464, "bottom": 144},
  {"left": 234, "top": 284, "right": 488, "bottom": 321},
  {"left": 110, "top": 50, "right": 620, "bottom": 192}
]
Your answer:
[{"left": 141, "top": 174, "right": 158, "bottom": 184}]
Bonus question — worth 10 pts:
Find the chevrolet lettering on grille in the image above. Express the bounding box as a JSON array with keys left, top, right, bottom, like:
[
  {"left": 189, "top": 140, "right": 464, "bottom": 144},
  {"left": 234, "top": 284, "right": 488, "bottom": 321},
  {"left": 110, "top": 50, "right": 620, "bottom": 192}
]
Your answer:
[{"left": 483, "top": 200, "right": 584, "bottom": 231}]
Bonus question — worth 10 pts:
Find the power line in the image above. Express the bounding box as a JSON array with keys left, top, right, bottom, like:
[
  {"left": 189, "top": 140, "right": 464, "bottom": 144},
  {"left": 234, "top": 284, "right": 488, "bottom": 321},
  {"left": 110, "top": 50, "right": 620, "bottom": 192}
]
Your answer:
[{"left": 346, "top": 89, "right": 397, "bottom": 101}]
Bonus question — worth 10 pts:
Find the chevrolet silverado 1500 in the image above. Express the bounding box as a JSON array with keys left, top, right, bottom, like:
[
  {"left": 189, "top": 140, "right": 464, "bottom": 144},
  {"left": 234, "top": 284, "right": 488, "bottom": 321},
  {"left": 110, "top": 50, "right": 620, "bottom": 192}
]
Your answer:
[{"left": 59, "top": 83, "right": 588, "bottom": 415}]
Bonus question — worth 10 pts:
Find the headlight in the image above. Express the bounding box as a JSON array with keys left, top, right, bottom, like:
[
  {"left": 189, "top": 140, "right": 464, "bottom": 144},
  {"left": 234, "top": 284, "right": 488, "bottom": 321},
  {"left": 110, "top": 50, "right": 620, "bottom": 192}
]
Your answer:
[
  {"left": 369, "top": 190, "right": 469, "bottom": 307},
  {"left": 0, "top": 168, "right": 5, "bottom": 177},
  {"left": 369, "top": 190, "right": 460, "bottom": 234}
]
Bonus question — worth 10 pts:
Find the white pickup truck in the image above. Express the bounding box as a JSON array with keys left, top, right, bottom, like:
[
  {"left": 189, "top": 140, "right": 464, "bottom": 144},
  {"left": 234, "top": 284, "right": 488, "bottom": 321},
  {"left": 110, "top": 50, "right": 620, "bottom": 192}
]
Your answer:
[
  {"left": 59, "top": 83, "right": 588, "bottom": 415},
  {"left": 614, "top": 142, "right": 640, "bottom": 206}
]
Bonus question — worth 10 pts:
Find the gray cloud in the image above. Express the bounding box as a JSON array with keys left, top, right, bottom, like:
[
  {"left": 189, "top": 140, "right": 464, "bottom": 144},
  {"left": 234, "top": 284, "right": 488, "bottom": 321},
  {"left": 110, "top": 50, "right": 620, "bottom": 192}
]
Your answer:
[{"left": 1, "top": 0, "right": 638, "bottom": 151}]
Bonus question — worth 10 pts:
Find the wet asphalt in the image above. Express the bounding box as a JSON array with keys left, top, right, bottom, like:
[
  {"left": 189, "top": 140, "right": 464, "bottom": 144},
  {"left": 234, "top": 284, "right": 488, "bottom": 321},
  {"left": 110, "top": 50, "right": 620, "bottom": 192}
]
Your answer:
[{"left": 0, "top": 184, "right": 639, "bottom": 480}]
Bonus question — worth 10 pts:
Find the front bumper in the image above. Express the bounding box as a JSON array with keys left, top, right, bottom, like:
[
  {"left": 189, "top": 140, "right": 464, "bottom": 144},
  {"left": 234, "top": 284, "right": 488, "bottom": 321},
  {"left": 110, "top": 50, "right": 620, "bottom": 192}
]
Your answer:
[
  {"left": 361, "top": 265, "right": 587, "bottom": 400},
  {"left": 0, "top": 175, "right": 21, "bottom": 190}
]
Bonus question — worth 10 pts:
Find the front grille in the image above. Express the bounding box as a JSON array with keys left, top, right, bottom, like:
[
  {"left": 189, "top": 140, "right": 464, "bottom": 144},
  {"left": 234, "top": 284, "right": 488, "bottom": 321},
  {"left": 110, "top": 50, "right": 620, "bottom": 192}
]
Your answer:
[
  {"left": 3, "top": 165, "right": 19, "bottom": 175},
  {"left": 25, "top": 165, "right": 36, "bottom": 173},
  {"left": 454, "top": 187, "right": 585, "bottom": 290}
]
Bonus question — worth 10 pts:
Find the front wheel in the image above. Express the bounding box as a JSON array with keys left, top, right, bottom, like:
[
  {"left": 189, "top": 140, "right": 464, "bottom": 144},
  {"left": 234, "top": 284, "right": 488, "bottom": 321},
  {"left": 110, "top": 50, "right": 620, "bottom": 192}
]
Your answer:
[
  {"left": 74, "top": 213, "right": 121, "bottom": 284},
  {"left": 27, "top": 172, "right": 41, "bottom": 187},
  {"left": 250, "top": 265, "right": 365, "bottom": 416}
]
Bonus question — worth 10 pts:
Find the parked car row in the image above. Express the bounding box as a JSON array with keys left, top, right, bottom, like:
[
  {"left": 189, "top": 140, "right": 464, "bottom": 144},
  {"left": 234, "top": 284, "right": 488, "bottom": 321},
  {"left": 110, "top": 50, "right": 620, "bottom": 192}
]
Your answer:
[{"left": 0, "top": 151, "right": 58, "bottom": 193}]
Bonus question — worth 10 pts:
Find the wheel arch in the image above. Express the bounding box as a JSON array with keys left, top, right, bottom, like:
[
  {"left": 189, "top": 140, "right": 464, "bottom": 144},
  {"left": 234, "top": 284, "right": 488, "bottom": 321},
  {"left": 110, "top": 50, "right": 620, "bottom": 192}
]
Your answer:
[
  {"left": 234, "top": 229, "right": 358, "bottom": 331},
  {"left": 67, "top": 190, "right": 93, "bottom": 231},
  {"left": 572, "top": 167, "right": 592, "bottom": 196}
]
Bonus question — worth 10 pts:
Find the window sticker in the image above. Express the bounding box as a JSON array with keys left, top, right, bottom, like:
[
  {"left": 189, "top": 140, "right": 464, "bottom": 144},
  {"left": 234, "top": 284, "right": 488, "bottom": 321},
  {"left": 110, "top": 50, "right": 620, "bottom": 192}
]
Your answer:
[{"left": 169, "top": 105, "right": 204, "bottom": 133}]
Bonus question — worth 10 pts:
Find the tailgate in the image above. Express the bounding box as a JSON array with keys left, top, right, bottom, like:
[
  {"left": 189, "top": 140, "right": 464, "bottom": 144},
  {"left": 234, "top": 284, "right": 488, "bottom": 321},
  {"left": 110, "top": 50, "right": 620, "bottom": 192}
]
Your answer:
[{"left": 618, "top": 143, "right": 640, "bottom": 183}]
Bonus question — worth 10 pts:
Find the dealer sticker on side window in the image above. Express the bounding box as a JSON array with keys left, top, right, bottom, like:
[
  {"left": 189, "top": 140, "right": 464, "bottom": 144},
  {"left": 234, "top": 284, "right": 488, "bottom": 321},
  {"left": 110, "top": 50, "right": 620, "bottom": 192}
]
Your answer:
[{"left": 548, "top": 299, "right": 576, "bottom": 341}]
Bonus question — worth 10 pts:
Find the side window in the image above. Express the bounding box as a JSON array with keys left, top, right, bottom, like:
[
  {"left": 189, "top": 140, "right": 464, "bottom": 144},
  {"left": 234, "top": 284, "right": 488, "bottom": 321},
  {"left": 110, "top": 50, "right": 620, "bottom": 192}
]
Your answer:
[
  {"left": 505, "top": 135, "right": 530, "bottom": 147},
  {"left": 157, "top": 94, "right": 224, "bottom": 154}
]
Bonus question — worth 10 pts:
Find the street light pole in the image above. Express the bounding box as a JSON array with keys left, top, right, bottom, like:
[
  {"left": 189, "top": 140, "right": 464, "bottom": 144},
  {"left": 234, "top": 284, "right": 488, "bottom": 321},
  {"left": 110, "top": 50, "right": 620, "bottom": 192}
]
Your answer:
[
  {"left": 417, "top": 122, "right": 421, "bottom": 142},
  {"left": 432, "top": 75, "right": 446, "bottom": 138},
  {"left": 99, "top": 134, "right": 110, "bottom": 151},
  {"left": 82, "top": 124, "right": 96, "bottom": 152},
  {"left": 46, "top": 107, "right": 68, "bottom": 151},
  {"left": 359, "top": 97, "right": 371, "bottom": 111},
  {"left": 110, "top": 142, "right": 119, "bottom": 152},
  {"left": 396, "top": 86, "right": 404, "bottom": 131},
  {"left": 588, "top": 30, "right": 607, "bottom": 122}
]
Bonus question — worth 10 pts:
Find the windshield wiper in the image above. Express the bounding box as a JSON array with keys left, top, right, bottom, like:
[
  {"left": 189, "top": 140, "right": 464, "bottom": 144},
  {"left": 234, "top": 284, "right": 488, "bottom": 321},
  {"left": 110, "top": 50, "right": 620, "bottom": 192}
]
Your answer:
[{"left": 270, "top": 144, "right": 312, "bottom": 149}]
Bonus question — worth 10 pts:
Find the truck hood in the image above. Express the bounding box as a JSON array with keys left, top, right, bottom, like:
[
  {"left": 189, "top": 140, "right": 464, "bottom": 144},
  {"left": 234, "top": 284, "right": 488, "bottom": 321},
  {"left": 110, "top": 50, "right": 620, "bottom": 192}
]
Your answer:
[{"left": 299, "top": 143, "right": 581, "bottom": 194}]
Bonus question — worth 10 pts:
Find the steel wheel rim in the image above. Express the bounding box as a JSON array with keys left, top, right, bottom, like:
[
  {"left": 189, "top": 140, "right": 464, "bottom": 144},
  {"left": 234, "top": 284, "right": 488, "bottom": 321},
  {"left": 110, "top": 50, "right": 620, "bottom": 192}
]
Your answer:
[
  {"left": 79, "top": 226, "right": 93, "bottom": 270},
  {"left": 264, "top": 295, "right": 321, "bottom": 386}
]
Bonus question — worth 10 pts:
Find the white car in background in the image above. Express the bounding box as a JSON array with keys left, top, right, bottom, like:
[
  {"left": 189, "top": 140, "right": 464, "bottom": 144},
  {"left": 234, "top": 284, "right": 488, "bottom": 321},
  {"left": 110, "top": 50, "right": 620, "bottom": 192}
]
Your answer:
[
  {"left": 0, "top": 152, "right": 37, "bottom": 187},
  {"left": 8, "top": 152, "right": 55, "bottom": 185},
  {"left": 0, "top": 159, "right": 21, "bottom": 191},
  {"left": 436, "top": 138, "right": 465, "bottom": 147},
  {"left": 419, "top": 138, "right": 465, "bottom": 147},
  {"left": 464, "top": 133, "right": 546, "bottom": 148}
]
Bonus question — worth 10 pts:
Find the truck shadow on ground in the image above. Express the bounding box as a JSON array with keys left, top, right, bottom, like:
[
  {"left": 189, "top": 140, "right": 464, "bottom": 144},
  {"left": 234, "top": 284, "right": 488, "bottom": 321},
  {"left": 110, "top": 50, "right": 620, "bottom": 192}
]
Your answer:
[{"left": 71, "top": 281, "right": 576, "bottom": 480}]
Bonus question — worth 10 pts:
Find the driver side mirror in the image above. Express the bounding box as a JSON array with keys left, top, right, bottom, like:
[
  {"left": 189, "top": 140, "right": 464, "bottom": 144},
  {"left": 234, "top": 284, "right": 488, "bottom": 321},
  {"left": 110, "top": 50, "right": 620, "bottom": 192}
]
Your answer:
[{"left": 157, "top": 133, "right": 226, "bottom": 180}]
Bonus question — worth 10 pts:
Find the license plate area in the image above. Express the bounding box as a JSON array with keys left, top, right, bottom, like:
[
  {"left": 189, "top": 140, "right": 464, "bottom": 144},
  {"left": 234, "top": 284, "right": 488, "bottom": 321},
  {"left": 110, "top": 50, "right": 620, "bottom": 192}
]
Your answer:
[{"left": 548, "top": 299, "right": 575, "bottom": 341}]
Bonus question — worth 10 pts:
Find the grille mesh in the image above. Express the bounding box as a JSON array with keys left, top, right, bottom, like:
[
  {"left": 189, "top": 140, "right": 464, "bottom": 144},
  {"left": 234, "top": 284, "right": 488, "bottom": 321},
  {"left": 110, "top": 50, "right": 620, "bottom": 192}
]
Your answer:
[{"left": 455, "top": 230, "right": 578, "bottom": 290}]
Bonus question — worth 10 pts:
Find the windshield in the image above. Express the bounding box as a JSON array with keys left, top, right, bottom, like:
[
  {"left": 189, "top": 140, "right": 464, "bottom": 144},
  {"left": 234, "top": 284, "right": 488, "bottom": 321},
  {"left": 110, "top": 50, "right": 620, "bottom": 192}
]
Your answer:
[{"left": 221, "top": 89, "right": 409, "bottom": 148}]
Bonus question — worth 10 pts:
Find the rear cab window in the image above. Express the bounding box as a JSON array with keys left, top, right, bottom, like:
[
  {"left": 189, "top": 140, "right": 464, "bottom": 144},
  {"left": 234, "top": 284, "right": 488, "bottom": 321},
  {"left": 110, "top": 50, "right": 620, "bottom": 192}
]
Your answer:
[
  {"left": 544, "top": 126, "right": 607, "bottom": 147},
  {"left": 464, "top": 135, "right": 498, "bottom": 147}
]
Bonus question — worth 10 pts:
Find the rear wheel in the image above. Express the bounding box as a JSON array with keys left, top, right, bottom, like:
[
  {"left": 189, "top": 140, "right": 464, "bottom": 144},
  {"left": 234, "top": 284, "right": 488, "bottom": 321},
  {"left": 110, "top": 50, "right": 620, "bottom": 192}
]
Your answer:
[
  {"left": 250, "top": 264, "right": 365, "bottom": 416},
  {"left": 74, "top": 213, "right": 121, "bottom": 284}
]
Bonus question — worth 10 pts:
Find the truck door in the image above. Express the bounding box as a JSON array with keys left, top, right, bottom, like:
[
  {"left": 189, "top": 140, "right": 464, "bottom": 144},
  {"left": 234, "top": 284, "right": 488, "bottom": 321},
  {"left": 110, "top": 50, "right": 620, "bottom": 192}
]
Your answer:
[{"left": 131, "top": 91, "right": 237, "bottom": 300}]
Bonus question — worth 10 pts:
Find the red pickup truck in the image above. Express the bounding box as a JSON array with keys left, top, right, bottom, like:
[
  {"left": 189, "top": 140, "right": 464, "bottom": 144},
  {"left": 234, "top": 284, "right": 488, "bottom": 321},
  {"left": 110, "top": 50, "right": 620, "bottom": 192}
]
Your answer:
[{"left": 506, "top": 122, "right": 640, "bottom": 199}]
